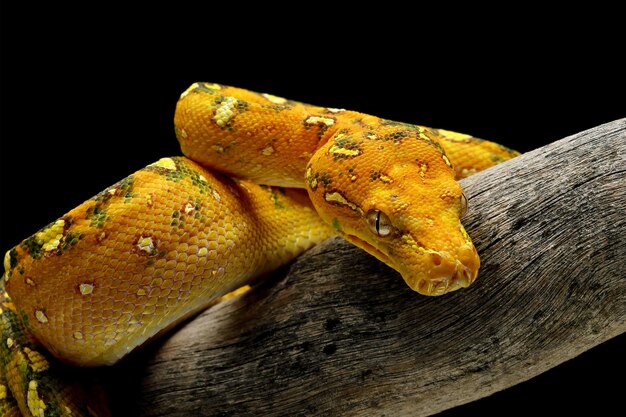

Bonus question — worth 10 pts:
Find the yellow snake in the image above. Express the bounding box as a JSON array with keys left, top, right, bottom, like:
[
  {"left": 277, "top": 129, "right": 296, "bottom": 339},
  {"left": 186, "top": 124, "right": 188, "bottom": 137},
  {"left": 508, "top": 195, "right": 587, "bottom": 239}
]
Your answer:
[{"left": 0, "top": 83, "right": 518, "bottom": 416}]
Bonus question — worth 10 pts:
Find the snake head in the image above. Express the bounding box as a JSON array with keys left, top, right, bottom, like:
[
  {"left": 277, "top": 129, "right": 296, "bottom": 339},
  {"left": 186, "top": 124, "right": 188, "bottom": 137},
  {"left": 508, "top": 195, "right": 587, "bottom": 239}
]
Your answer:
[{"left": 306, "top": 122, "right": 480, "bottom": 296}]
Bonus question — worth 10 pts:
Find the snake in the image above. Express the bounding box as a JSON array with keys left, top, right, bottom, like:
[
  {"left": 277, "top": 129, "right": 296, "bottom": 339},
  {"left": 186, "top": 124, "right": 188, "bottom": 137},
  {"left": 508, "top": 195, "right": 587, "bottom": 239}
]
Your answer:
[{"left": 0, "top": 82, "right": 519, "bottom": 416}]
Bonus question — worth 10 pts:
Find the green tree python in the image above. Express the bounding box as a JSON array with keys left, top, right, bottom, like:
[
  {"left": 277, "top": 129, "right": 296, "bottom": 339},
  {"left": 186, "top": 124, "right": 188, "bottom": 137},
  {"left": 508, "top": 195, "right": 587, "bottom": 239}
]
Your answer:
[{"left": 0, "top": 83, "right": 518, "bottom": 416}]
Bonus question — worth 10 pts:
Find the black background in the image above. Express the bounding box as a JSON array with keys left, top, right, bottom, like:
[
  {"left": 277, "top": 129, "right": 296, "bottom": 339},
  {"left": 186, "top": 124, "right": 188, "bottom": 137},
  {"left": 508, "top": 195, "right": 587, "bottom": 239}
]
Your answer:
[{"left": 1, "top": 3, "right": 624, "bottom": 416}]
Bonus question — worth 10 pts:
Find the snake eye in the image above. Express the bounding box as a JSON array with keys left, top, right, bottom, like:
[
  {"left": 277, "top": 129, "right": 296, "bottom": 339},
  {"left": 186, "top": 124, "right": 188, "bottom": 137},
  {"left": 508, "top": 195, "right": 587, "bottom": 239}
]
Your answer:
[
  {"left": 460, "top": 192, "right": 468, "bottom": 217},
  {"left": 366, "top": 209, "right": 393, "bottom": 237}
]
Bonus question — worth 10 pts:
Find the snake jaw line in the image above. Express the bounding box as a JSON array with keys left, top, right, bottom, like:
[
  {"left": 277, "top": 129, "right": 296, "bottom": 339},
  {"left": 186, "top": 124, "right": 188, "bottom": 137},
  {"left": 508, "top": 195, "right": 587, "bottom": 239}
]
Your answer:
[
  {"left": 344, "top": 232, "right": 478, "bottom": 296},
  {"left": 343, "top": 234, "right": 394, "bottom": 268}
]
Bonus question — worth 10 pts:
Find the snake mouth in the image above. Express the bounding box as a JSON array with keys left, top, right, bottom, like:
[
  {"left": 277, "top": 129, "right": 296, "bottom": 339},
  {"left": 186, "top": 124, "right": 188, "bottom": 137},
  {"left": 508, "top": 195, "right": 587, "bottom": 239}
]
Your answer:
[
  {"left": 344, "top": 233, "right": 479, "bottom": 296},
  {"left": 343, "top": 234, "right": 394, "bottom": 269}
]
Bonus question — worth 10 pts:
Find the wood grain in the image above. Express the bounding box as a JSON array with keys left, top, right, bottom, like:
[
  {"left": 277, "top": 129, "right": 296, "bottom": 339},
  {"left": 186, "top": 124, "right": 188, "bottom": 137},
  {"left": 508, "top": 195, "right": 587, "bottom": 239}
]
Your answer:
[{"left": 108, "top": 119, "right": 626, "bottom": 416}]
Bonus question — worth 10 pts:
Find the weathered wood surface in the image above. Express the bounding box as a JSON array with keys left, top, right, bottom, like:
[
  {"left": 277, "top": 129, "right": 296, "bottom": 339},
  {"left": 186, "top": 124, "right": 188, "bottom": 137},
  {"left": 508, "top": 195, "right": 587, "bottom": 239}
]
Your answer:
[{"left": 108, "top": 119, "right": 626, "bottom": 416}]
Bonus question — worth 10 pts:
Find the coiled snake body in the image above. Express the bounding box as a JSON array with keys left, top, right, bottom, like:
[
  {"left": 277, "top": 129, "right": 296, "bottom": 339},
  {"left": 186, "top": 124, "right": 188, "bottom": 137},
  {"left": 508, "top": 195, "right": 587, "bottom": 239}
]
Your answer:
[{"left": 0, "top": 83, "right": 518, "bottom": 416}]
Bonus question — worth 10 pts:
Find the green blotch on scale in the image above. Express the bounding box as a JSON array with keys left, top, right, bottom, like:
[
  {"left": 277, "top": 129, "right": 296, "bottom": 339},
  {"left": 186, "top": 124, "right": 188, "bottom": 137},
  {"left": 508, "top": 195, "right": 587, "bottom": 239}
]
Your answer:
[
  {"left": 331, "top": 218, "right": 342, "bottom": 232},
  {"left": 18, "top": 359, "right": 29, "bottom": 378},
  {"left": 171, "top": 220, "right": 186, "bottom": 229},
  {"left": 318, "top": 173, "right": 332, "bottom": 187},
  {"left": 156, "top": 159, "right": 213, "bottom": 195},
  {"left": 384, "top": 130, "right": 411, "bottom": 142},
  {"left": 335, "top": 137, "right": 357, "bottom": 148},
  {"left": 237, "top": 100, "right": 249, "bottom": 113},
  {"left": 330, "top": 139, "right": 362, "bottom": 161},
  {"left": 19, "top": 310, "right": 30, "bottom": 327},
  {"left": 212, "top": 95, "right": 249, "bottom": 113},
  {"left": 120, "top": 177, "right": 136, "bottom": 201},
  {"left": 59, "top": 231, "right": 82, "bottom": 252},
  {"left": 94, "top": 176, "right": 135, "bottom": 203},
  {"left": 86, "top": 206, "right": 108, "bottom": 228},
  {"left": 21, "top": 235, "right": 43, "bottom": 260},
  {"left": 379, "top": 119, "right": 420, "bottom": 131},
  {"left": 193, "top": 83, "right": 220, "bottom": 94},
  {"left": 41, "top": 402, "right": 64, "bottom": 417},
  {"left": 170, "top": 214, "right": 186, "bottom": 229},
  {"left": 9, "top": 248, "right": 18, "bottom": 269},
  {"left": 270, "top": 189, "right": 285, "bottom": 209},
  {"left": 20, "top": 229, "right": 83, "bottom": 260},
  {"left": 263, "top": 104, "right": 290, "bottom": 112}
]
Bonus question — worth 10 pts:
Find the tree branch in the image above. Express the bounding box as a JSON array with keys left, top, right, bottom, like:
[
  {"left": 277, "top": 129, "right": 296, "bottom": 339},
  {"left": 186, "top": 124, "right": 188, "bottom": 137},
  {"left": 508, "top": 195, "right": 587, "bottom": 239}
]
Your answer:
[{"left": 107, "top": 119, "right": 626, "bottom": 416}]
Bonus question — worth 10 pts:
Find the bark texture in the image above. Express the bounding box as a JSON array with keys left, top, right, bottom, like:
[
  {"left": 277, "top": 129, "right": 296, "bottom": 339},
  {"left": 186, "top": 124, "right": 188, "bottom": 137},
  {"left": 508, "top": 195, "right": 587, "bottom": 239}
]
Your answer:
[{"left": 109, "top": 119, "right": 626, "bottom": 416}]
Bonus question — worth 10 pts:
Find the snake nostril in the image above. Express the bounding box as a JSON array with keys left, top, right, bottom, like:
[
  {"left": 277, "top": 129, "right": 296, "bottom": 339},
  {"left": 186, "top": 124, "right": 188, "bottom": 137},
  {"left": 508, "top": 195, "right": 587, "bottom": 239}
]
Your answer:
[{"left": 430, "top": 252, "right": 442, "bottom": 266}]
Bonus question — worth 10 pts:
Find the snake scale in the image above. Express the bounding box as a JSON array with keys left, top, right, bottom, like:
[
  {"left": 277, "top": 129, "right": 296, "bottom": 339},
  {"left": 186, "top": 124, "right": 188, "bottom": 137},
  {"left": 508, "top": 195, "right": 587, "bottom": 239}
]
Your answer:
[{"left": 0, "top": 83, "right": 518, "bottom": 416}]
